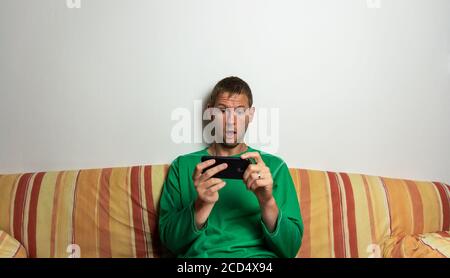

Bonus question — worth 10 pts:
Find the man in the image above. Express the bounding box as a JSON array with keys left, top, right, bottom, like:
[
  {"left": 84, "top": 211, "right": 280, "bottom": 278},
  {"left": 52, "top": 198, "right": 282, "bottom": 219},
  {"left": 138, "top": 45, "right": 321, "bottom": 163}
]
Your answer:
[{"left": 159, "top": 76, "right": 303, "bottom": 258}]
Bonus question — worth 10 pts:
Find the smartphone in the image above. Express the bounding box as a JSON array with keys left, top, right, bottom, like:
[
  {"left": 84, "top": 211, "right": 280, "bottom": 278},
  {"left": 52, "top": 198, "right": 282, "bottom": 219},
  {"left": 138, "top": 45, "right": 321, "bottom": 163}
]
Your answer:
[{"left": 201, "top": 156, "right": 251, "bottom": 180}]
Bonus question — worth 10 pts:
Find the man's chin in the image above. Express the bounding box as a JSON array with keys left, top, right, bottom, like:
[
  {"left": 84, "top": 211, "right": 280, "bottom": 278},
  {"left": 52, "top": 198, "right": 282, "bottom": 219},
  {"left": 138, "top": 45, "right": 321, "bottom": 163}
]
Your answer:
[{"left": 218, "top": 139, "right": 244, "bottom": 149}]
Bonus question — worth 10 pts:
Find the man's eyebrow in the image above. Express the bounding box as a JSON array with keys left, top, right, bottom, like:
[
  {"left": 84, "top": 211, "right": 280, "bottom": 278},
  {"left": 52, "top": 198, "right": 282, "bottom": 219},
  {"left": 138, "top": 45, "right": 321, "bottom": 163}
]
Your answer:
[{"left": 216, "top": 104, "right": 247, "bottom": 108}]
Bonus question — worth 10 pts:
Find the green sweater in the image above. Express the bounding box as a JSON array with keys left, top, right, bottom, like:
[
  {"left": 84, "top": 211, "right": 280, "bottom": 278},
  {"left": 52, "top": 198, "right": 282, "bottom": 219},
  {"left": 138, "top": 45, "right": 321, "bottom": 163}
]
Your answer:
[{"left": 158, "top": 146, "right": 303, "bottom": 258}]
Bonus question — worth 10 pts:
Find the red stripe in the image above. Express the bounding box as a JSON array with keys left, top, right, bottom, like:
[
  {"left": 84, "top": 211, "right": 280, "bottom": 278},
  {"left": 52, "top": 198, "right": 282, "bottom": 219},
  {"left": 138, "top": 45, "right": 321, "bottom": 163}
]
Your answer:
[
  {"left": 327, "top": 172, "right": 345, "bottom": 258},
  {"left": 13, "top": 173, "right": 33, "bottom": 244},
  {"left": 98, "top": 168, "right": 112, "bottom": 257},
  {"left": 130, "top": 166, "right": 147, "bottom": 257},
  {"left": 144, "top": 165, "right": 162, "bottom": 258},
  {"left": 27, "top": 172, "right": 45, "bottom": 258},
  {"left": 433, "top": 182, "right": 450, "bottom": 231},
  {"left": 437, "top": 231, "right": 450, "bottom": 238},
  {"left": 339, "top": 173, "right": 358, "bottom": 258}
]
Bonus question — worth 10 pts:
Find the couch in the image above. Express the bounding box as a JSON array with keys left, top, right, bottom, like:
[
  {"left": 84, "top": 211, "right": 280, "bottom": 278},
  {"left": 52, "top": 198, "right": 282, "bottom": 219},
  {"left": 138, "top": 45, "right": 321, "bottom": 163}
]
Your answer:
[{"left": 0, "top": 164, "right": 448, "bottom": 258}]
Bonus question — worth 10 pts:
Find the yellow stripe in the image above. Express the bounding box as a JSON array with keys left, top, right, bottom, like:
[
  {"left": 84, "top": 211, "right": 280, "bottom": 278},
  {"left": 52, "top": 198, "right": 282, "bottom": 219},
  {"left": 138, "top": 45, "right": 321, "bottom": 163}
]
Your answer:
[
  {"left": 35, "top": 172, "right": 58, "bottom": 258},
  {"left": 53, "top": 171, "right": 77, "bottom": 257},
  {"left": 308, "top": 170, "right": 332, "bottom": 257},
  {"left": 347, "top": 174, "right": 372, "bottom": 257},
  {"left": 0, "top": 175, "right": 19, "bottom": 233},
  {"left": 366, "top": 176, "right": 391, "bottom": 243}
]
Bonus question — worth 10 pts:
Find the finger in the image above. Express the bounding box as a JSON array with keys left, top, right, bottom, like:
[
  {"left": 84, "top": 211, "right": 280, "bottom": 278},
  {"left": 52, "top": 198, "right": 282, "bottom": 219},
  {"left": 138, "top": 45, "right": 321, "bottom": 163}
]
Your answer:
[
  {"left": 202, "top": 178, "right": 224, "bottom": 189},
  {"left": 240, "top": 152, "right": 265, "bottom": 165},
  {"left": 248, "top": 173, "right": 268, "bottom": 190},
  {"left": 247, "top": 176, "right": 257, "bottom": 190},
  {"left": 207, "top": 181, "right": 227, "bottom": 193},
  {"left": 243, "top": 164, "right": 259, "bottom": 183},
  {"left": 250, "top": 179, "right": 269, "bottom": 191},
  {"left": 193, "top": 159, "right": 216, "bottom": 179},
  {"left": 200, "top": 163, "right": 228, "bottom": 181}
]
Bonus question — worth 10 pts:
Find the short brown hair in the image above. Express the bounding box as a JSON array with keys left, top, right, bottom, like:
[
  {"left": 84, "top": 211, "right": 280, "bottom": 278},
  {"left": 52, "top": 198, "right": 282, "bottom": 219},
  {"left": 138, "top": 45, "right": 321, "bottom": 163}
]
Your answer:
[{"left": 209, "top": 76, "right": 253, "bottom": 107}]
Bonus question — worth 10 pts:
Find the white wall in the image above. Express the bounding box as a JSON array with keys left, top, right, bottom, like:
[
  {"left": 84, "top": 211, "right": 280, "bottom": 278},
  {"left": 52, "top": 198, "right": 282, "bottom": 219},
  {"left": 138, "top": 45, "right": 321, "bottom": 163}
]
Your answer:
[{"left": 1, "top": 0, "right": 449, "bottom": 183}]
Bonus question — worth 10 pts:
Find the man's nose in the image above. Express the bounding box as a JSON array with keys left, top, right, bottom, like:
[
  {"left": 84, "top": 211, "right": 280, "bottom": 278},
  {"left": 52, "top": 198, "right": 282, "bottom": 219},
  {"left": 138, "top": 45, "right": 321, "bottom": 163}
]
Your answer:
[{"left": 225, "top": 110, "right": 235, "bottom": 123}]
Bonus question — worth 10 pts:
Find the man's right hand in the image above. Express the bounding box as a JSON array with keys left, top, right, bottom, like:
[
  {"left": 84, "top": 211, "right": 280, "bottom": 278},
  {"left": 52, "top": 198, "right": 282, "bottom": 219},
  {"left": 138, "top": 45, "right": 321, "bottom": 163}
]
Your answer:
[{"left": 192, "top": 159, "right": 228, "bottom": 229}]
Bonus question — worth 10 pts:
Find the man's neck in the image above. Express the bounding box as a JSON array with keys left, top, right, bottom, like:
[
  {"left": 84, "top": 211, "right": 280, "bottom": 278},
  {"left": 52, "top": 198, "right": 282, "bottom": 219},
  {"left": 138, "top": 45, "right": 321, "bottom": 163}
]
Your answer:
[{"left": 209, "top": 143, "right": 248, "bottom": 156}]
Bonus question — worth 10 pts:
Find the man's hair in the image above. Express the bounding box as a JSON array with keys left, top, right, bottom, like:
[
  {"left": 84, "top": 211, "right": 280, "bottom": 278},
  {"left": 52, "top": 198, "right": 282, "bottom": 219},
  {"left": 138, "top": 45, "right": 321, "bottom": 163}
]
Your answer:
[{"left": 209, "top": 76, "right": 253, "bottom": 107}]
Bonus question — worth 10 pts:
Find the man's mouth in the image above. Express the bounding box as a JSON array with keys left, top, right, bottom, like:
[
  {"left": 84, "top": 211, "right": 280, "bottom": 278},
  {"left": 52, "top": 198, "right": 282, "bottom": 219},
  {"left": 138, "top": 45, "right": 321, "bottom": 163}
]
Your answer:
[{"left": 225, "top": 130, "right": 237, "bottom": 137}]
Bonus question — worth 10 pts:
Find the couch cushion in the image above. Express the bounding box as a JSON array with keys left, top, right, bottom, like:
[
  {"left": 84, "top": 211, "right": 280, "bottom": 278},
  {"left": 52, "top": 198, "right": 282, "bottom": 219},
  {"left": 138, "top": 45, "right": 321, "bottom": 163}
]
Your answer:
[
  {"left": 0, "top": 230, "right": 27, "bottom": 258},
  {"left": 382, "top": 231, "right": 450, "bottom": 258},
  {"left": 0, "top": 166, "right": 169, "bottom": 258}
]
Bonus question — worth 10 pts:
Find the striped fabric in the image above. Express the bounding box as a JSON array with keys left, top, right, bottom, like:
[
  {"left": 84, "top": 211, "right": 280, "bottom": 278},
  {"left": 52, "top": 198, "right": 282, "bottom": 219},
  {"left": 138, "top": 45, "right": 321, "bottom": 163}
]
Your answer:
[
  {"left": 0, "top": 230, "right": 27, "bottom": 258},
  {"left": 382, "top": 231, "right": 450, "bottom": 258},
  {"left": 0, "top": 165, "right": 169, "bottom": 258},
  {"left": 0, "top": 165, "right": 449, "bottom": 258},
  {"left": 289, "top": 169, "right": 450, "bottom": 258}
]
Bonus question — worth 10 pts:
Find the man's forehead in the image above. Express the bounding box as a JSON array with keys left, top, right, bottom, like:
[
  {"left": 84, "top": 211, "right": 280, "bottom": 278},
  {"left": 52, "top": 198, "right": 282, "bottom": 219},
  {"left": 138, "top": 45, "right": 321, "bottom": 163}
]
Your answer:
[{"left": 215, "top": 92, "right": 250, "bottom": 107}]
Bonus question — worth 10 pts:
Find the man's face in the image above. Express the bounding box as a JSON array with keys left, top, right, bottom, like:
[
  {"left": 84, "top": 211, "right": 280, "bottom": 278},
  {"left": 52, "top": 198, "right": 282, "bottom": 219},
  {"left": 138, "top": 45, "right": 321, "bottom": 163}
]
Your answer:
[{"left": 208, "top": 92, "right": 254, "bottom": 148}]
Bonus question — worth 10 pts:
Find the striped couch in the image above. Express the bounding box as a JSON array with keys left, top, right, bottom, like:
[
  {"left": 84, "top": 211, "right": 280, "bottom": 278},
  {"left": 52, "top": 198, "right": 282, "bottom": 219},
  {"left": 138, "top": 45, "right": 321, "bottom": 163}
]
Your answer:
[{"left": 0, "top": 165, "right": 449, "bottom": 258}]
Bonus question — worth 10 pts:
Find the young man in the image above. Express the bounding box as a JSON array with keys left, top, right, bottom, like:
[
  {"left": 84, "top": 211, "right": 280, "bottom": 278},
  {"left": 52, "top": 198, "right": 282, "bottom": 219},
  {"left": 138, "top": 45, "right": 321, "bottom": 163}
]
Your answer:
[{"left": 159, "top": 77, "right": 303, "bottom": 258}]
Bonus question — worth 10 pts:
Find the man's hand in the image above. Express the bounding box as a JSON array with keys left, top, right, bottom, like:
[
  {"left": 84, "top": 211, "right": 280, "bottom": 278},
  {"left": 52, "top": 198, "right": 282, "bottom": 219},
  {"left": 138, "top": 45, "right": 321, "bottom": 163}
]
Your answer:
[
  {"left": 241, "top": 152, "right": 274, "bottom": 204},
  {"left": 241, "top": 152, "right": 279, "bottom": 232},
  {"left": 192, "top": 159, "right": 228, "bottom": 229}
]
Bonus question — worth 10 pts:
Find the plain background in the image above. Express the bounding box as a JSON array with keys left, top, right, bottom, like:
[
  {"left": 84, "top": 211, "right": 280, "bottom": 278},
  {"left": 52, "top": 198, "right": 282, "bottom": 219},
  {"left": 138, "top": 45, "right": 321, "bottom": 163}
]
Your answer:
[{"left": 1, "top": 0, "right": 449, "bottom": 183}]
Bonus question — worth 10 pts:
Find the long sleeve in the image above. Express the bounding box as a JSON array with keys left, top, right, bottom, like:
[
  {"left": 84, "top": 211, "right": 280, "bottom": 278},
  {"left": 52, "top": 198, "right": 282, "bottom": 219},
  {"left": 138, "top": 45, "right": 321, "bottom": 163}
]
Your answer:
[
  {"left": 261, "top": 162, "right": 303, "bottom": 258},
  {"left": 158, "top": 158, "right": 207, "bottom": 255}
]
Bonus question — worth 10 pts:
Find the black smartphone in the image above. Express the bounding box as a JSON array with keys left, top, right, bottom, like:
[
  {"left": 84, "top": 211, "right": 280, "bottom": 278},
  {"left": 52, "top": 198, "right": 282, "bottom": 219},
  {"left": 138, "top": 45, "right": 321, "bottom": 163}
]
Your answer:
[{"left": 201, "top": 156, "right": 251, "bottom": 180}]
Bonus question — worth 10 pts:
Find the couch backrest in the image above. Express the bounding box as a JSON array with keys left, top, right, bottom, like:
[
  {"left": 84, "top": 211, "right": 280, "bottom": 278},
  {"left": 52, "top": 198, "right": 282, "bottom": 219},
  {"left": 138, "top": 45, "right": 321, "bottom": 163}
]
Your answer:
[{"left": 0, "top": 165, "right": 448, "bottom": 258}]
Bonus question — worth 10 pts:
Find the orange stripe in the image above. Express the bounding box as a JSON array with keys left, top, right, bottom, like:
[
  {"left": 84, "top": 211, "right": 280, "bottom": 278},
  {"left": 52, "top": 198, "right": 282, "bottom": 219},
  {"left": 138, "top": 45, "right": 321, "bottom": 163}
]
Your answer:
[
  {"left": 73, "top": 169, "right": 102, "bottom": 257},
  {"left": 340, "top": 173, "right": 358, "bottom": 258},
  {"left": 27, "top": 172, "right": 45, "bottom": 258},
  {"left": 327, "top": 172, "right": 345, "bottom": 257},
  {"left": 98, "top": 168, "right": 112, "bottom": 257},
  {"left": 130, "top": 166, "right": 147, "bottom": 257},
  {"left": 297, "top": 169, "right": 311, "bottom": 258},
  {"left": 13, "top": 173, "right": 32, "bottom": 243},
  {"left": 433, "top": 182, "right": 450, "bottom": 230},
  {"left": 437, "top": 231, "right": 449, "bottom": 238},
  {"left": 391, "top": 236, "right": 403, "bottom": 258},
  {"left": 405, "top": 180, "right": 424, "bottom": 234}
]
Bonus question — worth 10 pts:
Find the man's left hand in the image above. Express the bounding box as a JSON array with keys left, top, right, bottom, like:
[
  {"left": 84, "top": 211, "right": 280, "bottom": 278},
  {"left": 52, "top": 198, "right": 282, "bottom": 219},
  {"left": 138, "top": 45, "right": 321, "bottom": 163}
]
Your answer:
[{"left": 241, "top": 152, "right": 274, "bottom": 204}]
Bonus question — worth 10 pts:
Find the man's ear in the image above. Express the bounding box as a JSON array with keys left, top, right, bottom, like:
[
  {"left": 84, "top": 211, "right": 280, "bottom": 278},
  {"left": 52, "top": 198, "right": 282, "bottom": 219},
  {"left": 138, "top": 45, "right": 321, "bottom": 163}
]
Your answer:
[{"left": 249, "top": 107, "right": 255, "bottom": 122}]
